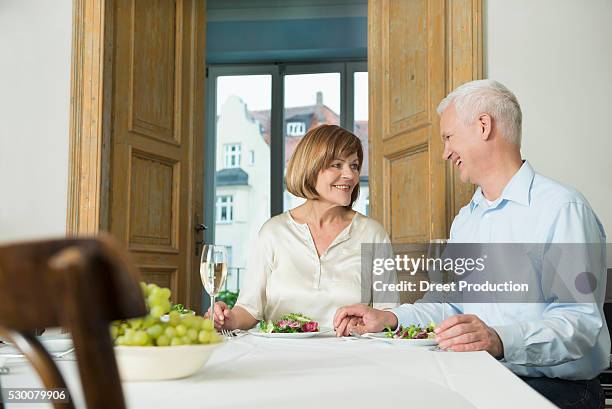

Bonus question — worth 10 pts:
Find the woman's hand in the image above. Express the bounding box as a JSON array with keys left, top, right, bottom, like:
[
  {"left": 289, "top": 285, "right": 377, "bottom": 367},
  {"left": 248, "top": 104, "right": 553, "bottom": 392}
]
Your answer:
[
  {"left": 205, "top": 301, "right": 232, "bottom": 329},
  {"left": 333, "top": 304, "right": 398, "bottom": 337}
]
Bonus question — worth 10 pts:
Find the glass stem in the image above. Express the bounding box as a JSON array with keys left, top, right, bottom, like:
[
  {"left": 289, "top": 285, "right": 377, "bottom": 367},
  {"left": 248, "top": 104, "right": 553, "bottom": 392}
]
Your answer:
[{"left": 211, "top": 295, "right": 216, "bottom": 321}]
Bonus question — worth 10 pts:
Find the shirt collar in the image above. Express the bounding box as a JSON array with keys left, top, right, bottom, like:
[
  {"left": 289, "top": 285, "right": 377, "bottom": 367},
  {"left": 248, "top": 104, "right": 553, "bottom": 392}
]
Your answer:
[{"left": 469, "top": 161, "right": 535, "bottom": 211}]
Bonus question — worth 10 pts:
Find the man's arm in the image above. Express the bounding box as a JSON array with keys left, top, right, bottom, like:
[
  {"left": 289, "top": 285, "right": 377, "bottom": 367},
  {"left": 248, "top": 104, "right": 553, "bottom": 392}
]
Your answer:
[{"left": 495, "top": 202, "right": 607, "bottom": 366}]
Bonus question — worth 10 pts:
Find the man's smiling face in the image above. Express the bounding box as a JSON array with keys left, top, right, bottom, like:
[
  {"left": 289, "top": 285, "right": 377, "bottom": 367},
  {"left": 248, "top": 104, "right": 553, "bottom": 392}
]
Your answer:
[{"left": 440, "top": 103, "right": 486, "bottom": 184}]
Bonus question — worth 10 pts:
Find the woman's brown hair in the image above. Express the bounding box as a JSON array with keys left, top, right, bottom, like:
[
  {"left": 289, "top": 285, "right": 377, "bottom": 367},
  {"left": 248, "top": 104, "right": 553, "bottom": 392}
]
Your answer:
[{"left": 285, "top": 124, "right": 363, "bottom": 208}]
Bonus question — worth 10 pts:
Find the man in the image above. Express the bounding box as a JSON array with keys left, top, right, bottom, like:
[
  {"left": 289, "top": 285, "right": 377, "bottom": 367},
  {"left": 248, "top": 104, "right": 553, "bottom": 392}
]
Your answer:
[{"left": 334, "top": 79, "right": 609, "bottom": 409}]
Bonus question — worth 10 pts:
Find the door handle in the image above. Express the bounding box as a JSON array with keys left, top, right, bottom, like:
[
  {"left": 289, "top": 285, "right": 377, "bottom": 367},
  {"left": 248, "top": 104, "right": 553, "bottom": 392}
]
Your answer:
[{"left": 194, "top": 218, "right": 208, "bottom": 256}]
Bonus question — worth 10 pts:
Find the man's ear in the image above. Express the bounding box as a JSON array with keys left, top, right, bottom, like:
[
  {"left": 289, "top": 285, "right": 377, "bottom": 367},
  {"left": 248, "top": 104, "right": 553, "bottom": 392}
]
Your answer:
[{"left": 478, "top": 113, "right": 492, "bottom": 141}]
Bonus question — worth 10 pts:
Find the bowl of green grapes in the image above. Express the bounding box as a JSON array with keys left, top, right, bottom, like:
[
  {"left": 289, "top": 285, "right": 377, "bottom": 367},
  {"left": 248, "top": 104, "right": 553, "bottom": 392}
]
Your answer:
[{"left": 111, "top": 283, "right": 224, "bottom": 381}]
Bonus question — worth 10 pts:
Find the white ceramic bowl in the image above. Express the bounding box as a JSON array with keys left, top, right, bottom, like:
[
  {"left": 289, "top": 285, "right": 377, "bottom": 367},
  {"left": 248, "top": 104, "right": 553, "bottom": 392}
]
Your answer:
[{"left": 114, "top": 341, "right": 224, "bottom": 381}]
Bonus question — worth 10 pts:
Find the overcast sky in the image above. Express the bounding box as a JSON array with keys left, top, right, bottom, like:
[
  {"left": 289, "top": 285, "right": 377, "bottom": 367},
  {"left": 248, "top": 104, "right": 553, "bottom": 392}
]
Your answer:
[{"left": 216, "top": 72, "right": 368, "bottom": 121}]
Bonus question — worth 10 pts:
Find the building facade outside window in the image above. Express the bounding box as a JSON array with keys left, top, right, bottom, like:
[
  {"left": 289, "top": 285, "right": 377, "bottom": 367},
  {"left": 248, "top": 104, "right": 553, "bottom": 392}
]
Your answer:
[
  {"left": 216, "top": 195, "right": 234, "bottom": 223},
  {"left": 224, "top": 143, "right": 241, "bottom": 168}
]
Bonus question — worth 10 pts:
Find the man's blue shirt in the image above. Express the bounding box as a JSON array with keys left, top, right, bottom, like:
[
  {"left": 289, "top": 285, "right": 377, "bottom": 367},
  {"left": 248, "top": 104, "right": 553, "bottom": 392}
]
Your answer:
[{"left": 392, "top": 161, "right": 609, "bottom": 379}]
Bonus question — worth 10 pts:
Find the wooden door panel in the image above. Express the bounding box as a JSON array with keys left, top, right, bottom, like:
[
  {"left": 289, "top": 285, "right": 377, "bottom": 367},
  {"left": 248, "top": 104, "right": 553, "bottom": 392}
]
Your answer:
[
  {"left": 109, "top": 0, "right": 205, "bottom": 309},
  {"left": 370, "top": 0, "right": 480, "bottom": 242},
  {"left": 382, "top": 0, "right": 429, "bottom": 138},
  {"left": 384, "top": 146, "right": 430, "bottom": 243},
  {"left": 129, "top": 1, "right": 178, "bottom": 143},
  {"left": 128, "top": 150, "right": 179, "bottom": 252}
]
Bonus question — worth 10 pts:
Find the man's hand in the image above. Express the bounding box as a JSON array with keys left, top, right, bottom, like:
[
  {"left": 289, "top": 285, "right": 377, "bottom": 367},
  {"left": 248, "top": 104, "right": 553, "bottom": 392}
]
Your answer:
[
  {"left": 333, "top": 304, "right": 398, "bottom": 337},
  {"left": 435, "top": 314, "right": 504, "bottom": 358}
]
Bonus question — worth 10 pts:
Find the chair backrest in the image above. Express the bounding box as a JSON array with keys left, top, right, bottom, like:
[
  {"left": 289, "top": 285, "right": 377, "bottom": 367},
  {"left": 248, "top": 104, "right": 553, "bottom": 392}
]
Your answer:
[{"left": 0, "top": 235, "right": 147, "bottom": 409}]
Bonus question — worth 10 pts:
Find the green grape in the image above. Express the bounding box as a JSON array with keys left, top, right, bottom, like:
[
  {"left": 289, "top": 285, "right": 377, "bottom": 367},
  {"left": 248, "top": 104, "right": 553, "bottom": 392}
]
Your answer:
[
  {"left": 112, "top": 281, "right": 223, "bottom": 348},
  {"left": 156, "top": 334, "right": 170, "bottom": 346},
  {"left": 129, "top": 318, "right": 143, "bottom": 330},
  {"left": 209, "top": 331, "right": 220, "bottom": 344},
  {"left": 175, "top": 324, "right": 187, "bottom": 336},
  {"left": 133, "top": 331, "right": 149, "bottom": 346},
  {"left": 146, "top": 324, "right": 163, "bottom": 339},
  {"left": 187, "top": 328, "right": 198, "bottom": 342},
  {"left": 160, "top": 287, "right": 171, "bottom": 300},
  {"left": 147, "top": 292, "right": 166, "bottom": 306},
  {"left": 150, "top": 306, "right": 165, "bottom": 318},
  {"left": 168, "top": 311, "right": 181, "bottom": 326},
  {"left": 198, "top": 330, "right": 211, "bottom": 344},
  {"left": 159, "top": 300, "right": 171, "bottom": 314},
  {"left": 146, "top": 283, "right": 160, "bottom": 294},
  {"left": 183, "top": 316, "right": 202, "bottom": 329},
  {"left": 201, "top": 319, "right": 214, "bottom": 331},
  {"left": 123, "top": 332, "right": 136, "bottom": 346},
  {"left": 142, "top": 315, "right": 157, "bottom": 329},
  {"left": 164, "top": 327, "right": 176, "bottom": 338}
]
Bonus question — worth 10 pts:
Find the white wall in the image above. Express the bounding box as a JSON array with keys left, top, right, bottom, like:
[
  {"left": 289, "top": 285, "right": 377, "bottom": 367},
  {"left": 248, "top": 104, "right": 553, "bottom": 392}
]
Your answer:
[
  {"left": 0, "top": 0, "right": 72, "bottom": 243},
  {"left": 485, "top": 0, "right": 612, "bottom": 240}
]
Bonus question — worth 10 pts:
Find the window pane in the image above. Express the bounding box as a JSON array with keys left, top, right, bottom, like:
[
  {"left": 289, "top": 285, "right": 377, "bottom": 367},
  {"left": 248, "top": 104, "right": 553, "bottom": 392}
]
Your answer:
[
  {"left": 283, "top": 73, "right": 340, "bottom": 211},
  {"left": 353, "top": 72, "right": 369, "bottom": 216},
  {"left": 215, "top": 75, "right": 271, "bottom": 292}
]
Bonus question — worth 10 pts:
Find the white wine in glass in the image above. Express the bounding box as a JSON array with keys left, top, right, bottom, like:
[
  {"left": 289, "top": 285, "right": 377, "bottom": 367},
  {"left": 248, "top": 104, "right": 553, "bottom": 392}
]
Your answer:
[
  {"left": 200, "top": 245, "right": 228, "bottom": 314},
  {"left": 428, "top": 239, "right": 449, "bottom": 322}
]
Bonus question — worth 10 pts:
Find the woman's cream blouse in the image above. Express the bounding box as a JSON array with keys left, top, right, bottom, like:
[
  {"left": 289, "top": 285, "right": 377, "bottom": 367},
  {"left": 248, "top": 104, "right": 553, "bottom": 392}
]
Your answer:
[{"left": 235, "top": 211, "right": 399, "bottom": 328}]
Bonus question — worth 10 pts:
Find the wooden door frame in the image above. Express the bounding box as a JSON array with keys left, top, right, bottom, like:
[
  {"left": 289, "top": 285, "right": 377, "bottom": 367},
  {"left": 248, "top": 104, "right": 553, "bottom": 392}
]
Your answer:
[
  {"left": 66, "top": 0, "right": 113, "bottom": 236},
  {"left": 66, "top": 0, "right": 206, "bottom": 309}
]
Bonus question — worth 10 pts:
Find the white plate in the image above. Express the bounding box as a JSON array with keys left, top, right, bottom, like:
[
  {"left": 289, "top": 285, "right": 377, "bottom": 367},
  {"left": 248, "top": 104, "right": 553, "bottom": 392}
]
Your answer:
[
  {"left": 0, "top": 334, "right": 73, "bottom": 355},
  {"left": 247, "top": 326, "right": 333, "bottom": 338},
  {"left": 39, "top": 334, "right": 74, "bottom": 352},
  {"left": 365, "top": 332, "right": 437, "bottom": 346}
]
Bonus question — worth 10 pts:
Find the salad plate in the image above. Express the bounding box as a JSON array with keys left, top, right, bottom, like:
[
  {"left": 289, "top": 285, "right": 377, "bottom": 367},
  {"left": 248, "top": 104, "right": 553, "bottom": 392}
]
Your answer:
[
  {"left": 364, "top": 332, "right": 437, "bottom": 346},
  {"left": 364, "top": 323, "right": 438, "bottom": 346},
  {"left": 251, "top": 313, "right": 331, "bottom": 338},
  {"left": 247, "top": 326, "right": 333, "bottom": 338}
]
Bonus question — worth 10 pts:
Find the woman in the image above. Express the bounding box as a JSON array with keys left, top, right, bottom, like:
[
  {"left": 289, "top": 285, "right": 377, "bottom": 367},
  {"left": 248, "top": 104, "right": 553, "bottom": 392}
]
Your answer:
[{"left": 207, "top": 124, "right": 398, "bottom": 330}]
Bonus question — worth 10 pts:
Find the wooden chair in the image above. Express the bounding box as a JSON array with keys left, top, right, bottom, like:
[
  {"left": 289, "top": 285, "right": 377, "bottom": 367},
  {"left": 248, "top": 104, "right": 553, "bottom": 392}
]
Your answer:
[{"left": 0, "top": 235, "right": 147, "bottom": 409}]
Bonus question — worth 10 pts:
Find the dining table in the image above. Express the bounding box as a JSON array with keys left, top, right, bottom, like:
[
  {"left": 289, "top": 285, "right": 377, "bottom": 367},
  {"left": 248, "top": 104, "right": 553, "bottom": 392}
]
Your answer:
[{"left": 1, "top": 332, "right": 556, "bottom": 409}]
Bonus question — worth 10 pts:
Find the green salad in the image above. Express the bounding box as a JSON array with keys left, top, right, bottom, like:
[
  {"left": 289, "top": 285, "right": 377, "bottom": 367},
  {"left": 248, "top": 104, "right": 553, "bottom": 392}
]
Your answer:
[
  {"left": 259, "top": 313, "right": 319, "bottom": 333},
  {"left": 384, "top": 323, "right": 436, "bottom": 339}
]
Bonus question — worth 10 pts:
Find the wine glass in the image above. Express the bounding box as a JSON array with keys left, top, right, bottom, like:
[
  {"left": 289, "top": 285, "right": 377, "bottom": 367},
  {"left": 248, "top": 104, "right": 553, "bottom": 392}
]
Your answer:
[
  {"left": 427, "top": 239, "right": 449, "bottom": 323},
  {"left": 200, "top": 245, "right": 228, "bottom": 317}
]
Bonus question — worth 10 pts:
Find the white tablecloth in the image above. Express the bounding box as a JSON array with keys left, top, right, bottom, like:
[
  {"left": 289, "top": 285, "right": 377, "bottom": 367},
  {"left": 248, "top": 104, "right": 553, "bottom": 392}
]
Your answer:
[{"left": 1, "top": 334, "right": 556, "bottom": 409}]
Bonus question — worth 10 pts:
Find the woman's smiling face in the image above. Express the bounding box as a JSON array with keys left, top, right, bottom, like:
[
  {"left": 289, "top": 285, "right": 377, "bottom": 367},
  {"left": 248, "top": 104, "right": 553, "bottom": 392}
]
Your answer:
[{"left": 314, "top": 153, "right": 360, "bottom": 206}]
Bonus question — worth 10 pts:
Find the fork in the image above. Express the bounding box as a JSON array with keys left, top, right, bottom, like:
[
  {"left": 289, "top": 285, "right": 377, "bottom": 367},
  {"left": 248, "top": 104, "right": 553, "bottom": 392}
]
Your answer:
[{"left": 220, "top": 329, "right": 238, "bottom": 339}]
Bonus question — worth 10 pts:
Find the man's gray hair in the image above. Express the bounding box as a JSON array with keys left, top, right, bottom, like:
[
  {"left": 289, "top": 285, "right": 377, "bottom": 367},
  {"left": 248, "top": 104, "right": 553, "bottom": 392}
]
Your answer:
[{"left": 436, "top": 79, "right": 522, "bottom": 147}]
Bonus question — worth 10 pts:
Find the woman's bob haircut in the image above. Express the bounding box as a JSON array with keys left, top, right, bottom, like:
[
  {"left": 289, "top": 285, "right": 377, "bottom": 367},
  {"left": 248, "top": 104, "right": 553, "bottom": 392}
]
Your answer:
[{"left": 285, "top": 124, "right": 363, "bottom": 208}]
